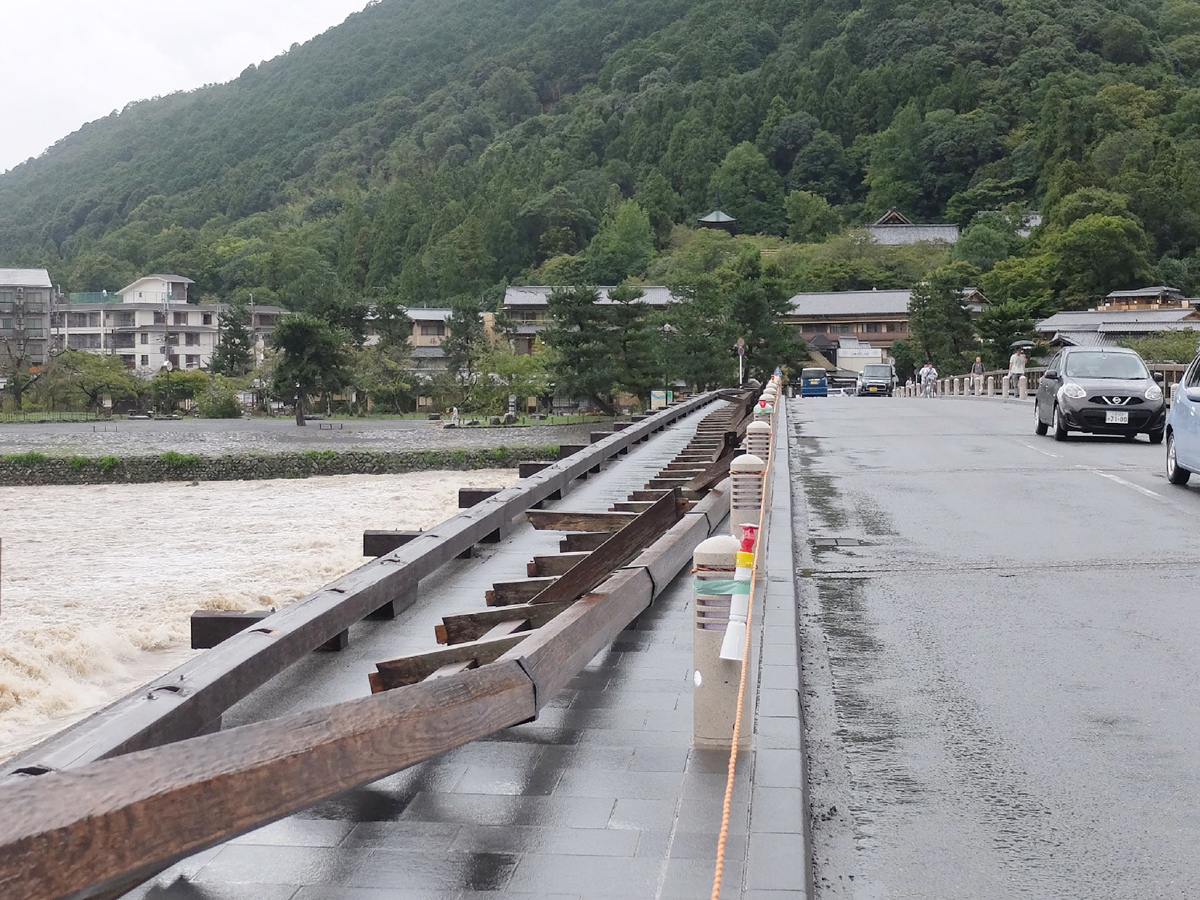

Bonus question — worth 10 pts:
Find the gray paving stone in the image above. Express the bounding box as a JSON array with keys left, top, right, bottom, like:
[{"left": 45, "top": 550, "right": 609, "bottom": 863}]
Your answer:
[
  {"left": 230, "top": 818, "right": 355, "bottom": 848},
  {"left": 628, "top": 746, "right": 690, "bottom": 772},
  {"left": 451, "top": 824, "right": 639, "bottom": 857},
  {"left": 340, "top": 821, "right": 461, "bottom": 851},
  {"left": 399, "top": 792, "right": 615, "bottom": 828},
  {"left": 554, "top": 769, "right": 684, "bottom": 800},
  {"left": 757, "top": 687, "right": 800, "bottom": 719},
  {"left": 137, "top": 883, "right": 300, "bottom": 900},
  {"left": 750, "top": 786, "right": 806, "bottom": 834},
  {"left": 193, "top": 845, "right": 369, "bottom": 886},
  {"left": 607, "top": 797, "right": 680, "bottom": 831},
  {"left": 745, "top": 832, "right": 807, "bottom": 891},
  {"left": 452, "top": 764, "right": 563, "bottom": 796},
  {"left": 753, "top": 748, "right": 803, "bottom": 789},
  {"left": 349, "top": 849, "right": 518, "bottom": 891},
  {"left": 505, "top": 853, "right": 664, "bottom": 895}
]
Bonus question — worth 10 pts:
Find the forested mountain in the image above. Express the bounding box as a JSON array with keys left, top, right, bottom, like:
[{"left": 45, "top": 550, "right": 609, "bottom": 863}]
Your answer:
[{"left": 6, "top": 0, "right": 1200, "bottom": 363}]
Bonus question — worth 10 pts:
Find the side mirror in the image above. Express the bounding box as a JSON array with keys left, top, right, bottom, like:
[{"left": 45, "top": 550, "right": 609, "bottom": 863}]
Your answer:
[
  {"left": 1153, "top": 372, "right": 1165, "bottom": 383},
  {"left": 1044, "top": 371, "right": 1057, "bottom": 380},
  {"left": 1187, "top": 388, "right": 1200, "bottom": 404}
]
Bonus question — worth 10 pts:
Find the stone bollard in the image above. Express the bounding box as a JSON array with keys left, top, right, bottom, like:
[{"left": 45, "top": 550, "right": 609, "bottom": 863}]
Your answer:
[
  {"left": 693, "top": 534, "right": 744, "bottom": 749},
  {"left": 1172, "top": 383, "right": 1179, "bottom": 405},
  {"left": 1018, "top": 374, "right": 1028, "bottom": 398},
  {"left": 955, "top": 377, "right": 962, "bottom": 395},
  {"left": 730, "top": 454, "right": 765, "bottom": 538},
  {"left": 746, "top": 421, "right": 772, "bottom": 459},
  {"left": 1002, "top": 376, "right": 1010, "bottom": 398},
  {"left": 986, "top": 376, "right": 994, "bottom": 396},
  {"left": 753, "top": 402, "right": 773, "bottom": 425}
]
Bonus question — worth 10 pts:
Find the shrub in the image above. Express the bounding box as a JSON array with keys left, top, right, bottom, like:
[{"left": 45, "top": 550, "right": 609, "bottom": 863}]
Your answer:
[
  {"left": 97, "top": 456, "right": 121, "bottom": 471},
  {"left": 69, "top": 456, "right": 89, "bottom": 471},
  {"left": 159, "top": 451, "right": 199, "bottom": 467},
  {"left": 6, "top": 451, "right": 47, "bottom": 466}
]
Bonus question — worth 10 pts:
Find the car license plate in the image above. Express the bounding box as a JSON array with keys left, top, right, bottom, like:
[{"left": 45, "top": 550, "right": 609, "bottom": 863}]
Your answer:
[
  {"left": 868, "top": 387, "right": 878, "bottom": 392},
  {"left": 1106, "top": 411, "right": 1129, "bottom": 424},
  {"left": 809, "top": 379, "right": 819, "bottom": 385}
]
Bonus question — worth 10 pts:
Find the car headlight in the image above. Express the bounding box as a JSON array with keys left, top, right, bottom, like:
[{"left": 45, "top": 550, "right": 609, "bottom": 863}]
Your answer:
[
  {"left": 1062, "top": 383, "right": 1086, "bottom": 400},
  {"left": 1146, "top": 385, "right": 1163, "bottom": 401}
]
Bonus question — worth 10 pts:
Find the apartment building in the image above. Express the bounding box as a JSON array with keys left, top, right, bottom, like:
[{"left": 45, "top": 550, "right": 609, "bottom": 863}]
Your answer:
[
  {"left": 0, "top": 268, "right": 54, "bottom": 366},
  {"left": 54, "top": 275, "right": 283, "bottom": 373}
]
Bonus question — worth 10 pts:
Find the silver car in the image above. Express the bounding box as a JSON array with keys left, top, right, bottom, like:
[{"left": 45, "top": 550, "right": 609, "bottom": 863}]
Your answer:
[{"left": 1034, "top": 347, "right": 1166, "bottom": 442}]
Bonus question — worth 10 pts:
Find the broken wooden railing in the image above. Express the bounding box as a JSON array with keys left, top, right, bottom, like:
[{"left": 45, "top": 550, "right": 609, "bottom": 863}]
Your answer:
[
  {"left": 0, "top": 469, "right": 732, "bottom": 900},
  {"left": 2, "top": 392, "right": 721, "bottom": 782}
]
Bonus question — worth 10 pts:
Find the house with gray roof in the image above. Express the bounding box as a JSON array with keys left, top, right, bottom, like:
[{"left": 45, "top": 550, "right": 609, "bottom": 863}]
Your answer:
[
  {"left": 784, "top": 286, "right": 988, "bottom": 351},
  {"left": 502, "top": 286, "right": 680, "bottom": 355},
  {"left": 866, "top": 209, "right": 960, "bottom": 245},
  {"left": 1035, "top": 286, "right": 1200, "bottom": 347}
]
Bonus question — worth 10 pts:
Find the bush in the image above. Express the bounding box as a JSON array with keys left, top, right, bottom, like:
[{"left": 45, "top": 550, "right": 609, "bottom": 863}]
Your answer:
[
  {"left": 97, "top": 456, "right": 121, "bottom": 471},
  {"left": 158, "top": 451, "right": 199, "bottom": 467},
  {"left": 196, "top": 376, "right": 245, "bottom": 419},
  {"left": 5, "top": 451, "right": 47, "bottom": 466},
  {"left": 69, "top": 456, "right": 89, "bottom": 471}
]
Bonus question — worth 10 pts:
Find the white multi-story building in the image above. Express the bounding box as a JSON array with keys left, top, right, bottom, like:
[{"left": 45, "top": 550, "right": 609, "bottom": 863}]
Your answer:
[{"left": 52, "top": 275, "right": 284, "bottom": 374}]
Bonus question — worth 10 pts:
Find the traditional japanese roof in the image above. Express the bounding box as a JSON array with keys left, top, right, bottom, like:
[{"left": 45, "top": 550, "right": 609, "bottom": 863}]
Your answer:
[
  {"left": 402, "top": 307, "right": 452, "bottom": 322},
  {"left": 1036, "top": 308, "right": 1200, "bottom": 332},
  {"left": 411, "top": 346, "right": 446, "bottom": 359},
  {"left": 1105, "top": 285, "right": 1186, "bottom": 301},
  {"left": 1049, "top": 331, "right": 1118, "bottom": 348},
  {"left": 866, "top": 223, "right": 961, "bottom": 245},
  {"left": 698, "top": 209, "right": 737, "bottom": 224},
  {"left": 502, "top": 286, "right": 679, "bottom": 307},
  {"left": 873, "top": 209, "right": 914, "bottom": 226},
  {"left": 0, "top": 268, "right": 53, "bottom": 288},
  {"left": 787, "top": 289, "right": 912, "bottom": 317}
]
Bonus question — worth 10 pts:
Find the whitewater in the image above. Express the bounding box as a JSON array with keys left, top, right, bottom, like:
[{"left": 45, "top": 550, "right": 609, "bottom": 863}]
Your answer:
[{"left": 0, "top": 470, "right": 515, "bottom": 760}]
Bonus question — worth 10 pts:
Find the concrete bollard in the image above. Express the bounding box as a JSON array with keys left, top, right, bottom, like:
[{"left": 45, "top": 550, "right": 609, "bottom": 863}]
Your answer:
[
  {"left": 753, "top": 402, "right": 774, "bottom": 425},
  {"left": 1172, "top": 383, "right": 1179, "bottom": 405},
  {"left": 1002, "top": 376, "right": 1010, "bottom": 398},
  {"left": 693, "top": 535, "right": 744, "bottom": 749},
  {"left": 730, "top": 454, "right": 765, "bottom": 537},
  {"left": 1018, "top": 375, "right": 1028, "bottom": 398},
  {"left": 746, "top": 421, "right": 772, "bottom": 459},
  {"left": 986, "top": 376, "right": 994, "bottom": 396}
]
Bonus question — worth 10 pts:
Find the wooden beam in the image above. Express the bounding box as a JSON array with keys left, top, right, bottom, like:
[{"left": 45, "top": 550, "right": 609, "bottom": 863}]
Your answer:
[
  {"left": 525, "top": 510, "right": 636, "bottom": 532},
  {"left": 437, "top": 600, "right": 576, "bottom": 645},
  {"left": 518, "top": 460, "right": 552, "bottom": 478},
  {"left": 459, "top": 488, "right": 502, "bottom": 508},
  {"left": 0, "top": 665, "right": 536, "bottom": 900},
  {"left": 524, "top": 490, "right": 681, "bottom": 607},
  {"left": 611, "top": 501, "right": 654, "bottom": 513},
  {"left": 371, "top": 634, "right": 530, "bottom": 691},
  {"left": 485, "top": 577, "right": 557, "bottom": 607},
  {"left": 560, "top": 533, "right": 609, "bottom": 553},
  {"left": 363, "top": 530, "right": 421, "bottom": 557},
  {"left": 528, "top": 552, "right": 591, "bottom": 577}
]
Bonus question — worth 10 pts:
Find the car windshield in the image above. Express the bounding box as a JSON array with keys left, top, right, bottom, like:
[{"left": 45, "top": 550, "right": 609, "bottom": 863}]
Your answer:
[
  {"left": 802, "top": 369, "right": 826, "bottom": 379},
  {"left": 862, "top": 366, "right": 892, "bottom": 377},
  {"left": 1063, "top": 352, "right": 1148, "bottom": 380}
]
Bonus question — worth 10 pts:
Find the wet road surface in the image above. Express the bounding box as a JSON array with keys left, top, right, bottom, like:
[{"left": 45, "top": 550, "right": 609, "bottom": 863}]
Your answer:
[{"left": 791, "top": 394, "right": 1200, "bottom": 899}]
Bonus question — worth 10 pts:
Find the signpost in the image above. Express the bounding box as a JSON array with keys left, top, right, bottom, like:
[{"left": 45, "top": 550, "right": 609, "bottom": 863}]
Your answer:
[{"left": 736, "top": 337, "right": 746, "bottom": 384}]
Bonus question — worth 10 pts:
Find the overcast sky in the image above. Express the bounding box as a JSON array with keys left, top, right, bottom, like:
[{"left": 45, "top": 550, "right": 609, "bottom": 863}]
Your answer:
[{"left": 0, "top": 0, "right": 370, "bottom": 173}]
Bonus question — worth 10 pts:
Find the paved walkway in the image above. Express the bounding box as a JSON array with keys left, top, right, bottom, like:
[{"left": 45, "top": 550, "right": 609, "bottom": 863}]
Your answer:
[{"left": 124, "top": 403, "right": 808, "bottom": 900}]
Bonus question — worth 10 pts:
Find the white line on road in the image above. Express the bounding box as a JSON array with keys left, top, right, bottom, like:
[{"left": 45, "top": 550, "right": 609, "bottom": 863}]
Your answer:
[
  {"left": 1017, "top": 440, "right": 1062, "bottom": 458},
  {"left": 1075, "top": 464, "right": 1163, "bottom": 499}
]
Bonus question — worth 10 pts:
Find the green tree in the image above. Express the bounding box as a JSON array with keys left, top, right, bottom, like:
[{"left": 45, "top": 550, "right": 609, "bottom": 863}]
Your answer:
[
  {"left": 270, "top": 314, "right": 352, "bottom": 425},
  {"left": 196, "top": 375, "right": 245, "bottom": 418},
  {"left": 543, "top": 284, "right": 622, "bottom": 414},
  {"left": 1045, "top": 214, "right": 1153, "bottom": 308},
  {"left": 441, "top": 295, "right": 490, "bottom": 408},
  {"left": 57, "top": 350, "right": 137, "bottom": 412},
  {"left": 209, "top": 296, "right": 254, "bottom": 376},
  {"left": 976, "top": 300, "right": 1036, "bottom": 369},
  {"left": 350, "top": 342, "right": 413, "bottom": 413},
  {"left": 784, "top": 190, "right": 839, "bottom": 243},
  {"left": 908, "top": 262, "right": 980, "bottom": 374},
  {"left": 1121, "top": 330, "right": 1200, "bottom": 363},
  {"left": 585, "top": 201, "right": 655, "bottom": 283},
  {"left": 708, "top": 143, "right": 786, "bottom": 236}
]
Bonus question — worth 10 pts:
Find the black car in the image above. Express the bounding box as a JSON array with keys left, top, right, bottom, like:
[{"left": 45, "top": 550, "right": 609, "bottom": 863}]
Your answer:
[
  {"left": 1034, "top": 347, "right": 1166, "bottom": 442},
  {"left": 856, "top": 363, "right": 896, "bottom": 397}
]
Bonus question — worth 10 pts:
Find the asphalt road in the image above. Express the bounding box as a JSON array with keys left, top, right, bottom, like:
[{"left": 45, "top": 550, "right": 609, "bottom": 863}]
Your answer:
[{"left": 789, "top": 394, "right": 1200, "bottom": 900}]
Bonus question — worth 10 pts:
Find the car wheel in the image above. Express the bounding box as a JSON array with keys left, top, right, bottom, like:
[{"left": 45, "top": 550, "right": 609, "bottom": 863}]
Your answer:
[
  {"left": 1149, "top": 428, "right": 1164, "bottom": 445},
  {"left": 1167, "top": 433, "right": 1191, "bottom": 485},
  {"left": 1053, "top": 404, "right": 1069, "bottom": 441},
  {"left": 1034, "top": 402, "right": 1048, "bottom": 435}
]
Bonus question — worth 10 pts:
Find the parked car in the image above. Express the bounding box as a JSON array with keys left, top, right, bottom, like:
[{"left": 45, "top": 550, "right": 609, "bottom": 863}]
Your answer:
[
  {"left": 1166, "top": 352, "right": 1200, "bottom": 484},
  {"left": 800, "top": 367, "right": 828, "bottom": 397},
  {"left": 1034, "top": 347, "right": 1166, "bottom": 442},
  {"left": 856, "top": 364, "right": 896, "bottom": 397}
]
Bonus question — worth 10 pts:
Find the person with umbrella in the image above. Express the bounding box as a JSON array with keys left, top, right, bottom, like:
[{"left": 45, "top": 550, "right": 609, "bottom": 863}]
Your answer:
[{"left": 1008, "top": 344, "right": 1028, "bottom": 391}]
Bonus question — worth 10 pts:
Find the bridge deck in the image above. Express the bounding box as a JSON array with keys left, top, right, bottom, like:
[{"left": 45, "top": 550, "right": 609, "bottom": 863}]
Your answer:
[{"left": 122, "top": 403, "right": 806, "bottom": 900}]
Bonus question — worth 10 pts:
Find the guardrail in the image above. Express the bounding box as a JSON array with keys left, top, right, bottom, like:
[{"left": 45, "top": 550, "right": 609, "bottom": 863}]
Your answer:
[
  {"left": 901, "top": 363, "right": 1189, "bottom": 403},
  {"left": 3, "top": 392, "right": 722, "bottom": 781},
  {"left": 0, "top": 399, "right": 736, "bottom": 900}
]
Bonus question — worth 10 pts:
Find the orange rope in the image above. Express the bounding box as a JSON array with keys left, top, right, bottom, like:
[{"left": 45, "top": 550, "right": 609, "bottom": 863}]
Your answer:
[{"left": 709, "top": 405, "right": 775, "bottom": 900}]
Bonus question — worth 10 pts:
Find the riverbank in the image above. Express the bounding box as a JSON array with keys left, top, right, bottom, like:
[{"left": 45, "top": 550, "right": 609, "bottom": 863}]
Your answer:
[{"left": 0, "top": 469, "right": 517, "bottom": 759}]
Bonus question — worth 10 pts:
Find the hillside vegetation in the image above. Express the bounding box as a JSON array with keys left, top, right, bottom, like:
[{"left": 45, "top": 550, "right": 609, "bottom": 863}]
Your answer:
[{"left": 5, "top": 0, "right": 1200, "bottom": 369}]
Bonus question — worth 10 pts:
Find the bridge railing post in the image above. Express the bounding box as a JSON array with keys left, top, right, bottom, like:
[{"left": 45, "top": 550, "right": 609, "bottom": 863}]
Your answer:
[{"left": 1018, "top": 374, "right": 1028, "bottom": 398}]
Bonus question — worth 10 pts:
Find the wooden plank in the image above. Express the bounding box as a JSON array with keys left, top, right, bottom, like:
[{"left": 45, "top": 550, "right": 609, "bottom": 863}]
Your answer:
[
  {"left": 525, "top": 510, "right": 636, "bottom": 532},
  {"left": 681, "top": 449, "right": 740, "bottom": 496},
  {"left": 561, "top": 532, "right": 609, "bottom": 553},
  {"left": 485, "top": 577, "right": 557, "bottom": 607},
  {"left": 529, "top": 552, "right": 591, "bottom": 577},
  {"left": 518, "top": 461, "right": 552, "bottom": 478},
  {"left": 424, "top": 660, "right": 477, "bottom": 681},
  {"left": 525, "top": 490, "right": 681, "bottom": 607},
  {"left": 372, "top": 634, "right": 531, "bottom": 691},
  {"left": 647, "top": 477, "right": 690, "bottom": 490},
  {"left": 459, "top": 488, "right": 502, "bottom": 508},
  {"left": 611, "top": 501, "right": 654, "bottom": 513},
  {"left": 557, "top": 444, "right": 585, "bottom": 459},
  {"left": 190, "top": 611, "right": 271, "bottom": 650},
  {"left": 630, "top": 490, "right": 670, "bottom": 501},
  {"left": 438, "top": 600, "right": 576, "bottom": 645},
  {"left": 363, "top": 530, "right": 421, "bottom": 557},
  {"left": 0, "top": 664, "right": 535, "bottom": 900}
]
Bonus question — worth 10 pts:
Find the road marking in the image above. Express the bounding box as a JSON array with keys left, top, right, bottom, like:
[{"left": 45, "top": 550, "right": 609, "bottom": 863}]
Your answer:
[
  {"left": 1017, "top": 440, "right": 1061, "bottom": 458},
  {"left": 1075, "top": 465, "right": 1163, "bottom": 499}
]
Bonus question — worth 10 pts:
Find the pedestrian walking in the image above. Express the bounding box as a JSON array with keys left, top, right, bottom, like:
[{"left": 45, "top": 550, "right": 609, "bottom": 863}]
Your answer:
[
  {"left": 971, "top": 356, "right": 985, "bottom": 395},
  {"left": 1008, "top": 348, "right": 1026, "bottom": 391}
]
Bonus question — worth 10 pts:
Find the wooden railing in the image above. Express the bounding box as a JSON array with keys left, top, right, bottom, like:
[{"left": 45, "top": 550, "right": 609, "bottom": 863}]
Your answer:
[
  {"left": 2, "top": 392, "right": 723, "bottom": 782},
  {"left": 0, "top": 404, "right": 736, "bottom": 900}
]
